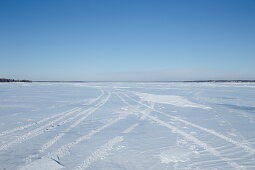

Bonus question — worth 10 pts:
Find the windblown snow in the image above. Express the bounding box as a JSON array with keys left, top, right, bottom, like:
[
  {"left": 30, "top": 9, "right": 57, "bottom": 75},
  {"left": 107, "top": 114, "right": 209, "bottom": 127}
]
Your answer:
[
  {"left": 0, "top": 82, "right": 255, "bottom": 170},
  {"left": 135, "top": 92, "right": 211, "bottom": 109}
]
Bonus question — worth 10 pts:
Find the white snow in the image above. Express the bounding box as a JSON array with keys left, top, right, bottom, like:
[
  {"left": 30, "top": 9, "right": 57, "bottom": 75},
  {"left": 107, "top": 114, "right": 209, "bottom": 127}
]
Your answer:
[
  {"left": 122, "top": 123, "right": 139, "bottom": 134},
  {"left": 73, "top": 136, "right": 124, "bottom": 170},
  {"left": 0, "top": 82, "right": 255, "bottom": 169},
  {"left": 18, "top": 158, "right": 63, "bottom": 170},
  {"left": 160, "top": 146, "right": 192, "bottom": 163},
  {"left": 135, "top": 92, "right": 211, "bottom": 109}
]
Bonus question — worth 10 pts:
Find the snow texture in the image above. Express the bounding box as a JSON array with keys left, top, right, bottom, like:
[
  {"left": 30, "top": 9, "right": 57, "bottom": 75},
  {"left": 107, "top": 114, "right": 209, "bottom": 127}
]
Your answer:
[{"left": 0, "top": 82, "right": 255, "bottom": 170}]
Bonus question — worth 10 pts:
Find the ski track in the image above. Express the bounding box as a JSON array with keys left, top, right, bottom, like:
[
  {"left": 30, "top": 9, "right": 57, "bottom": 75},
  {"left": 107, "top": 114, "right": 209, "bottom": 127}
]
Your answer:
[{"left": 118, "top": 92, "right": 246, "bottom": 169}]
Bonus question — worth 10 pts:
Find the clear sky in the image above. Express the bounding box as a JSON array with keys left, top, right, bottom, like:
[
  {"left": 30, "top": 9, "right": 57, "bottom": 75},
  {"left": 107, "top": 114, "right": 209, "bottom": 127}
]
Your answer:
[{"left": 0, "top": 0, "right": 255, "bottom": 81}]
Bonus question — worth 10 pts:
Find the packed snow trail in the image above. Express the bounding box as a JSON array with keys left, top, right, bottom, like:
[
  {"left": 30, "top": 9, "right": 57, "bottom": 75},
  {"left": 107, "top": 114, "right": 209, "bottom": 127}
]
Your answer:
[
  {"left": 0, "top": 107, "right": 79, "bottom": 137},
  {"left": 0, "top": 89, "right": 105, "bottom": 152},
  {"left": 47, "top": 112, "right": 129, "bottom": 161},
  {"left": 0, "top": 107, "right": 82, "bottom": 151},
  {"left": 1, "top": 82, "right": 255, "bottom": 170},
  {"left": 119, "top": 90, "right": 255, "bottom": 155},
  {"left": 118, "top": 93, "right": 244, "bottom": 169},
  {"left": 39, "top": 92, "right": 110, "bottom": 153},
  {"left": 73, "top": 136, "right": 124, "bottom": 170},
  {"left": 0, "top": 88, "right": 104, "bottom": 138},
  {"left": 73, "top": 123, "right": 139, "bottom": 170},
  {"left": 19, "top": 105, "right": 132, "bottom": 169},
  {"left": 119, "top": 91, "right": 255, "bottom": 167}
]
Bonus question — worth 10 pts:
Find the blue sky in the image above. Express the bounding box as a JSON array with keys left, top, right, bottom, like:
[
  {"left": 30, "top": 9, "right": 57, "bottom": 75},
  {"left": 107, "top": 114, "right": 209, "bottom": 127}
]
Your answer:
[{"left": 0, "top": 0, "right": 255, "bottom": 81}]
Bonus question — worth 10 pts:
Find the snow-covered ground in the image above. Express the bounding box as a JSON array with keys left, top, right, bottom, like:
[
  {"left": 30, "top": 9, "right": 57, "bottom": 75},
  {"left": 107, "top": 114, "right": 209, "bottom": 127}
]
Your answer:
[{"left": 0, "top": 82, "right": 255, "bottom": 170}]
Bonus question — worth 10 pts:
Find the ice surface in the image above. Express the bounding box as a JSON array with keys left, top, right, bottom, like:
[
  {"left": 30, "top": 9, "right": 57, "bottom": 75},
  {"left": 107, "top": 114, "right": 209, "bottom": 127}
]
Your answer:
[{"left": 0, "top": 82, "right": 255, "bottom": 169}]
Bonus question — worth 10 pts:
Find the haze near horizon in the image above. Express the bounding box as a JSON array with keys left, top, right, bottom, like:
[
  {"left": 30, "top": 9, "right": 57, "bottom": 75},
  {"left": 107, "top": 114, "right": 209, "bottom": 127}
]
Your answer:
[{"left": 0, "top": 0, "right": 255, "bottom": 81}]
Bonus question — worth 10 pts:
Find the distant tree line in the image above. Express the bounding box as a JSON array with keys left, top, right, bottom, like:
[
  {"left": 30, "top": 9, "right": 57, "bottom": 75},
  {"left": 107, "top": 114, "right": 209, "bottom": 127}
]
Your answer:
[
  {"left": 0, "top": 78, "right": 31, "bottom": 82},
  {"left": 183, "top": 80, "right": 255, "bottom": 83}
]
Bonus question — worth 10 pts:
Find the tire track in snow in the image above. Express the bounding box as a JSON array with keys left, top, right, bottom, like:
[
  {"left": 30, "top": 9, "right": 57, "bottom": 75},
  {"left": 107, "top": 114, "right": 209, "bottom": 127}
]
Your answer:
[
  {"left": 19, "top": 102, "right": 138, "bottom": 170},
  {"left": 120, "top": 90, "right": 255, "bottom": 155},
  {"left": 0, "top": 108, "right": 78, "bottom": 137},
  {"left": 119, "top": 92, "right": 244, "bottom": 170},
  {"left": 0, "top": 89, "right": 106, "bottom": 151},
  {"left": 84, "top": 88, "right": 104, "bottom": 106},
  {"left": 73, "top": 136, "right": 124, "bottom": 170},
  {"left": 22, "top": 91, "right": 107, "bottom": 165},
  {"left": 46, "top": 112, "right": 129, "bottom": 161},
  {"left": 0, "top": 89, "right": 104, "bottom": 137},
  {"left": 0, "top": 107, "right": 82, "bottom": 151},
  {"left": 18, "top": 115, "right": 129, "bottom": 169},
  {"left": 122, "top": 91, "right": 255, "bottom": 166},
  {"left": 39, "top": 92, "right": 110, "bottom": 153},
  {"left": 55, "top": 88, "right": 105, "bottom": 108},
  {"left": 122, "top": 123, "right": 139, "bottom": 134},
  {"left": 125, "top": 90, "right": 255, "bottom": 165},
  {"left": 73, "top": 123, "right": 139, "bottom": 170},
  {"left": 172, "top": 117, "right": 255, "bottom": 154}
]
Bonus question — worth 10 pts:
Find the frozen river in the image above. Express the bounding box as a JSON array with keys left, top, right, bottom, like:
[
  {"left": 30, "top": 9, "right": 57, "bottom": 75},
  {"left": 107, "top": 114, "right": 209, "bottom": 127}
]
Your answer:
[{"left": 0, "top": 82, "right": 255, "bottom": 169}]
